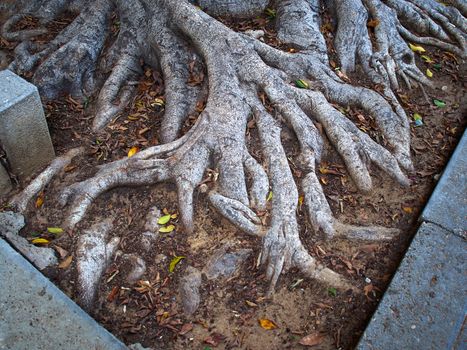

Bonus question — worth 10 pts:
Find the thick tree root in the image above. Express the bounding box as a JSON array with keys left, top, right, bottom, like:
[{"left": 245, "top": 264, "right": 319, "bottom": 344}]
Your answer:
[
  {"left": 10, "top": 147, "right": 83, "bottom": 213},
  {"left": 5, "top": 0, "right": 466, "bottom": 301}
]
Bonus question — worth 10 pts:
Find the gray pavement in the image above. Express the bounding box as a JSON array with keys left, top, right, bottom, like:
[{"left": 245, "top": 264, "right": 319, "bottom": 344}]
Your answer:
[
  {"left": 357, "top": 130, "right": 467, "bottom": 350},
  {"left": 0, "top": 238, "right": 127, "bottom": 350}
]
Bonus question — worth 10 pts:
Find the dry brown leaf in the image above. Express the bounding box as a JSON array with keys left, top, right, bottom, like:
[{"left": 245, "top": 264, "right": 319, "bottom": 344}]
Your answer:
[
  {"left": 107, "top": 286, "right": 119, "bottom": 302},
  {"left": 58, "top": 255, "right": 73, "bottom": 269},
  {"left": 299, "top": 333, "right": 325, "bottom": 347},
  {"left": 179, "top": 323, "right": 193, "bottom": 335},
  {"left": 53, "top": 245, "right": 69, "bottom": 258}
]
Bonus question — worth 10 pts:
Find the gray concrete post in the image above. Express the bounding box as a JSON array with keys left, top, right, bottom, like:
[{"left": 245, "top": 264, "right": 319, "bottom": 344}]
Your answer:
[{"left": 0, "top": 70, "right": 55, "bottom": 182}]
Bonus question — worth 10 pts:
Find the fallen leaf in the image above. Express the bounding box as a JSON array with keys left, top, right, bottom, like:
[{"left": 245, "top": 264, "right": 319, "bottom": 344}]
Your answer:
[
  {"left": 53, "top": 245, "right": 68, "bottom": 258},
  {"left": 107, "top": 285, "right": 119, "bottom": 302},
  {"left": 245, "top": 300, "right": 258, "bottom": 307},
  {"left": 420, "top": 55, "right": 434, "bottom": 63},
  {"left": 169, "top": 256, "right": 185, "bottom": 273},
  {"left": 267, "top": 191, "right": 273, "bottom": 201},
  {"left": 127, "top": 146, "right": 139, "bottom": 158},
  {"left": 204, "top": 333, "right": 224, "bottom": 347},
  {"left": 402, "top": 207, "right": 413, "bottom": 214},
  {"left": 328, "top": 287, "right": 337, "bottom": 297},
  {"left": 159, "top": 224, "right": 175, "bottom": 233},
  {"left": 35, "top": 194, "right": 44, "bottom": 208},
  {"left": 179, "top": 323, "right": 193, "bottom": 335},
  {"left": 299, "top": 333, "right": 325, "bottom": 347},
  {"left": 58, "top": 255, "right": 73, "bottom": 269},
  {"left": 426, "top": 69, "right": 433, "bottom": 78},
  {"left": 157, "top": 214, "right": 171, "bottom": 225},
  {"left": 409, "top": 43, "right": 425, "bottom": 53},
  {"left": 367, "top": 19, "right": 380, "bottom": 28},
  {"left": 265, "top": 8, "right": 276, "bottom": 18},
  {"left": 47, "top": 227, "right": 63, "bottom": 235},
  {"left": 259, "top": 318, "right": 278, "bottom": 330},
  {"left": 32, "top": 238, "right": 49, "bottom": 245},
  {"left": 295, "top": 79, "right": 309, "bottom": 89},
  {"left": 433, "top": 99, "right": 446, "bottom": 108}
]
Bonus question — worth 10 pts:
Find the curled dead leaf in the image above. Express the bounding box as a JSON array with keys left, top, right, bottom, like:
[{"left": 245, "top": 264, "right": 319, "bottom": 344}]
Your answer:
[
  {"left": 58, "top": 255, "right": 73, "bottom": 269},
  {"left": 299, "top": 333, "right": 325, "bottom": 347}
]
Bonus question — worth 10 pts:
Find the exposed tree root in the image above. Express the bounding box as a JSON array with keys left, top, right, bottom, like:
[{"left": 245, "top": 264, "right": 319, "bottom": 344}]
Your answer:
[
  {"left": 10, "top": 147, "right": 84, "bottom": 213},
  {"left": 5, "top": 0, "right": 466, "bottom": 303}
]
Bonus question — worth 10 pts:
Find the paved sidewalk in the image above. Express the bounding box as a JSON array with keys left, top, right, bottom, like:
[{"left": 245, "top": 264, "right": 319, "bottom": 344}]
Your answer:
[
  {"left": 357, "top": 131, "right": 467, "bottom": 350},
  {"left": 0, "top": 238, "right": 127, "bottom": 350}
]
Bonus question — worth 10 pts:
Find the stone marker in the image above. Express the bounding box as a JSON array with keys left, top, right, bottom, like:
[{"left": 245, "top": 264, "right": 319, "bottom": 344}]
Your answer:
[{"left": 0, "top": 70, "right": 54, "bottom": 181}]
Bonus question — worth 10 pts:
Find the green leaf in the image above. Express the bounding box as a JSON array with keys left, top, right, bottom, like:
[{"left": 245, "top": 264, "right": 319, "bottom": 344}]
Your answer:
[
  {"left": 328, "top": 287, "right": 337, "bottom": 297},
  {"left": 420, "top": 55, "right": 434, "bottom": 63},
  {"left": 159, "top": 224, "right": 175, "bottom": 233},
  {"left": 169, "top": 256, "right": 185, "bottom": 273},
  {"left": 267, "top": 191, "right": 273, "bottom": 201},
  {"left": 413, "top": 113, "right": 422, "bottom": 121},
  {"left": 433, "top": 99, "right": 446, "bottom": 108},
  {"left": 265, "top": 8, "right": 276, "bottom": 18},
  {"left": 433, "top": 63, "right": 442, "bottom": 71},
  {"left": 47, "top": 227, "right": 63, "bottom": 235},
  {"left": 295, "top": 79, "right": 309, "bottom": 89},
  {"left": 157, "top": 214, "right": 171, "bottom": 225}
]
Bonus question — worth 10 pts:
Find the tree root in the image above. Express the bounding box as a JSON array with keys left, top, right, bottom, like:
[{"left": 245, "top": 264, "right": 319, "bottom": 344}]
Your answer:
[
  {"left": 5, "top": 0, "right": 466, "bottom": 300},
  {"left": 10, "top": 147, "right": 84, "bottom": 213}
]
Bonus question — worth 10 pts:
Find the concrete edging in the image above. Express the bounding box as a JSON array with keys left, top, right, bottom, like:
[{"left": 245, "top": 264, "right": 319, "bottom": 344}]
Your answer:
[
  {"left": 0, "top": 238, "right": 127, "bottom": 350},
  {"left": 357, "top": 130, "right": 467, "bottom": 350}
]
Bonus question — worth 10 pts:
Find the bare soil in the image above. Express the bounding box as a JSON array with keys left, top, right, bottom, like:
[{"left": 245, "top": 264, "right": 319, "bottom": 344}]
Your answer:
[{"left": 1, "top": 9, "right": 466, "bottom": 350}]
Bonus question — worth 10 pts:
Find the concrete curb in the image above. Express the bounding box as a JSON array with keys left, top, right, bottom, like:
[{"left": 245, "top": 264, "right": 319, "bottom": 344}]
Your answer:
[
  {"left": 357, "top": 130, "right": 467, "bottom": 350},
  {"left": 0, "top": 238, "right": 127, "bottom": 350}
]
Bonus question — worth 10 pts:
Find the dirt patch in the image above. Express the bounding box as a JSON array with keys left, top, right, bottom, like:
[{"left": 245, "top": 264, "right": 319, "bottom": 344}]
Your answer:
[{"left": 1, "top": 9, "right": 466, "bottom": 350}]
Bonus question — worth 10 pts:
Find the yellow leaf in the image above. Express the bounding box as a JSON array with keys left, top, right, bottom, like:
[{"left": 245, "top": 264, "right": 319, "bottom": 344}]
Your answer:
[
  {"left": 127, "top": 146, "right": 139, "bottom": 158},
  {"left": 426, "top": 69, "right": 433, "bottom": 78},
  {"left": 58, "top": 255, "right": 73, "bottom": 269},
  {"left": 267, "top": 191, "right": 273, "bottom": 201},
  {"left": 35, "top": 195, "right": 44, "bottom": 208},
  {"left": 47, "top": 227, "right": 63, "bottom": 235},
  {"left": 32, "top": 238, "right": 49, "bottom": 244},
  {"left": 151, "top": 98, "right": 165, "bottom": 107},
  {"left": 420, "top": 55, "right": 434, "bottom": 63},
  {"left": 169, "top": 256, "right": 185, "bottom": 273},
  {"left": 409, "top": 43, "right": 426, "bottom": 53},
  {"left": 163, "top": 208, "right": 169, "bottom": 215},
  {"left": 157, "top": 214, "right": 171, "bottom": 225},
  {"left": 298, "top": 195, "right": 304, "bottom": 206},
  {"left": 403, "top": 207, "right": 413, "bottom": 214},
  {"left": 319, "top": 166, "right": 329, "bottom": 174},
  {"left": 259, "top": 318, "right": 278, "bottom": 330},
  {"left": 170, "top": 213, "right": 178, "bottom": 219},
  {"left": 159, "top": 224, "right": 175, "bottom": 233}
]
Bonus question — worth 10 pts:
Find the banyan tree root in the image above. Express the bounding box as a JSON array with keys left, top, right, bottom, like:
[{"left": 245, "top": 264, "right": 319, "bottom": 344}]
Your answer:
[
  {"left": 10, "top": 147, "right": 84, "bottom": 213},
  {"left": 5, "top": 0, "right": 466, "bottom": 296}
]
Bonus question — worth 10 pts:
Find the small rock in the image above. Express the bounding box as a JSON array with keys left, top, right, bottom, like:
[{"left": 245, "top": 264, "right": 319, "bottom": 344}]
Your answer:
[
  {"left": 76, "top": 219, "right": 119, "bottom": 311},
  {"left": 0, "top": 211, "right": 57, "bottom": 270},
  {"left": 203, "top": 244, "right": 252, "bottom": 280},
  {"left": 179, "top": 266, "right": 202, "bottom": 315},
  {"left": 144, "top": 206, "right": 162, "bottom": 232},
  {"left": 137, "top": 231, "right": 159, "bottom": 252},
  {"left": 154, "top": 253, "right": 167, "bottom": 265},
  {"left": 120, "top": 253, "right": 146, "bottom": 284}
]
